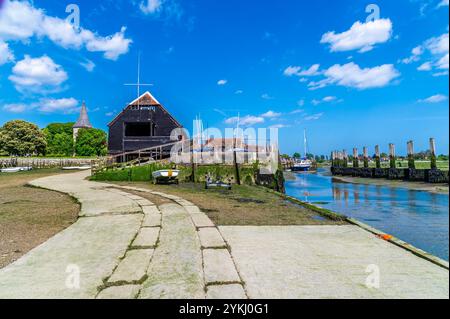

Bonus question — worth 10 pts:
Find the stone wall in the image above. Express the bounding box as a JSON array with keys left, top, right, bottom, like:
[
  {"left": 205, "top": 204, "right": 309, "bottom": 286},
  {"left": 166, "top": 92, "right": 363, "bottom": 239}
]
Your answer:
[
  {"left": 0, "top": 158, "right": 93, "bottom": 169},
  {"left": 331, "top": 167, "right": 449, "bottom": 184}
]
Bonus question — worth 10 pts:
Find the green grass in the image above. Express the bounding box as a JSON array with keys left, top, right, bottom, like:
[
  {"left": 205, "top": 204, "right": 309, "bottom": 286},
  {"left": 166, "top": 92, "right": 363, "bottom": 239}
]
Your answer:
[
  {"left": 115, "top": 181, "right": 347, "bottom": 226},
  {"left": 91, "top": 163, "right": 261, "bottom": 184}
]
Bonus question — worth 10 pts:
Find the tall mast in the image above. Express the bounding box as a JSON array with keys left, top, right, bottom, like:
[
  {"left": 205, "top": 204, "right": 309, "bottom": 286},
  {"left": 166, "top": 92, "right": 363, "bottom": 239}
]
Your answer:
[
  {"left": 124, "top": 52, "right": 153, "bottom": 108},
  {"left": 137, "top": 52, "right": 141, "bottom": 108},
  {"left": 304, "top": 129, "right": 307, "bottom": 159}
]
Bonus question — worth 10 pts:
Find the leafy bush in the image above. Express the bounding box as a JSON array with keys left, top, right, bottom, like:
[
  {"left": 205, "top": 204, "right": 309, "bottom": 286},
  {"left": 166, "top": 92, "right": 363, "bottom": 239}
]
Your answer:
[
  {"left": 43, "top": 123, "right": 74, "bottom": 156},
  {"left": 75, "top": 128, "right": 107, "bottom": 157},
  {"left": 0, "top": 120, "right": 47, "bottom": 156}
]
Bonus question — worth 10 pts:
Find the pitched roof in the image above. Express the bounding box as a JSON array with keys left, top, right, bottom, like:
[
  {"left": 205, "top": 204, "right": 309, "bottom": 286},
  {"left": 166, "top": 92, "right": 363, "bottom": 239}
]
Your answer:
[
  {"left": 108, "top": 91, "right": 182, "bottom": 128},
  {"left": 73, "top": 101, "right": 93, "bottom": 129}
]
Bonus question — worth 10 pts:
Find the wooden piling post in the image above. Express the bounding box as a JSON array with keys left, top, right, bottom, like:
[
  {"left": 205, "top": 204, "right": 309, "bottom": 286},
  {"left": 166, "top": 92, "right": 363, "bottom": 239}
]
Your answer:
[
  {"left": 407, "top": 141, "right": 415, "bottom": 169},
  {"left": 353, "top": 148, "right": 359, "bottom": 168},
  {"left": 430, "top": 138, "right": 437, "bottom": 169},
  {"left": 389, "top": 143, "right": 396, "bottom": 169},
  {"left": 363, "top": 147, "right": 369, "bottom": 168},
  {"left": 375, "top": 145, "right": 381, "bottom": 169}
]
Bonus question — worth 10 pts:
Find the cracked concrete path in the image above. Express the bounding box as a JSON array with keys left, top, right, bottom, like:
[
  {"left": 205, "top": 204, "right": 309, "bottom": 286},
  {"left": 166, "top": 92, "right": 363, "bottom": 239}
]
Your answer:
[
  {"left": 2, "top": 171, "right": 447, "bottom": 299},
  {"left": 0, "top": 171, "right": 143, "bottom": 298},
  {"left": 28, "top": 171, "right": 141, "bottom": 217},
  {"left": 219, "top": 226, "right": 449, "bottom": 299},
  {"left": 139, "top": 203, "right": 205, "bottom": 299}
]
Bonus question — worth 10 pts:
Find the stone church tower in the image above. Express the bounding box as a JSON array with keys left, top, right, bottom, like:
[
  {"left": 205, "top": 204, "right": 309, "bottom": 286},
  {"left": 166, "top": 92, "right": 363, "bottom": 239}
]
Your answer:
[{"left": 73, "top": 101, "right": 93, "bottom": 155}]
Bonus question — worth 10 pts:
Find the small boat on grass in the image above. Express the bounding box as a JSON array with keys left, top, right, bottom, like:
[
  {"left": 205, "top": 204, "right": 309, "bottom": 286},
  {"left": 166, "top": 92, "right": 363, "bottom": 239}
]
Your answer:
[
  {"left": 62, "top": 166, "right": 91, "bottom": 171},
  {"left": 152, "top": 169, "right": 180, "bottom": 184},
  {"left": 0, "top": 167, "right": 33, "bottom": 173}
]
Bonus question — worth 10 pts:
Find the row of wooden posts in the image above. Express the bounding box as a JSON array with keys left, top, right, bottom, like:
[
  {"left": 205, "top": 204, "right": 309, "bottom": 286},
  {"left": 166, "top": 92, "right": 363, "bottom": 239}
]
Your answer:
[{"left": 332, "top": 138, "right": 439, "bottom": 170}]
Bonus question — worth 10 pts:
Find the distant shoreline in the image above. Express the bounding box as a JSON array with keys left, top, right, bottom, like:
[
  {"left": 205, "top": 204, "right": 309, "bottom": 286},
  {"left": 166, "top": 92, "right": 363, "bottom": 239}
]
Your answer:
[
  {"left": 332, "top": 175, "right": 449, "bottom": 195},
  {"left": 284, "top": 168, "right": 449, "bottom": 195}
]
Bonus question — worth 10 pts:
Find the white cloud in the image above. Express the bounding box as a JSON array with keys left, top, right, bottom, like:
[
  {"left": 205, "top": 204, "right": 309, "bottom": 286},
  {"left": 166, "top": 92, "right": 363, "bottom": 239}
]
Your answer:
[
  {"left": 297, "top": 99, "right": 305, "bottom": 106},
  {"left": 84, "top": 27, "right": 131, "bottom": 60},
  {"left": 140, "top": 0, "right": 163, "bottom": 14},
  {"left": 261, "top": 93, "right": 274, "bottom": 100},
  {"left": 312, "top": 96, "right": 342, "bottom": 105},
  {"left": 425, "top": 33, "right": 449, "bottom": 55},
  {"left": 217, "top": 79, "right": 227, "bottom": 86},
  {"left": 308, "top": 62, "right": 400, "bottom": 90},
  {"left": 0, "top": 40, "right": 14, "bottom": 65},
  {"left": 283, "top": 64, "right": 320, "bottom": 77},
  {"left": 269, "top": 124, "right": 290, "bottom": 129},
  {"left": 321, "top": 19, "right": 393, "bottom": 53},
  {"left": 418, "top": 94, "right": 448, "bottom": 103},
  {"left": 9, "top": 55, "right": 68, "bottom": 93},
  {"left": 283, "top": 66, "right": 301, "bottom": 77},
  {"left": 225, "top": 115, "right": 265, "bottom": 126},
  {"left": 432, "top": 71, "right": 449, "bottom": 77},
  {"left": 417, "top": 62, "right": 433, "bottom": 71},
  {"left": 304, "top": 113, "right": 324, "bottom": 121},
  {"left": 290, "top": 109, "right": 304, "bottom": 114},
  {"left": 298, "top": 64, "right": 320, "bottom": 76},
  {"left": 400, "top": 46, "right": 423, "bottom": 64},
  {"left": 235, "top": 90, "right": 243, "bottom": 94},
  {"left": 402, "top": 33, "right": 449, "bottom": 74},
  {"left": 37, "top": 97, "right": 78, "bottom": 113},
  {"left": 80, "top": 59, "right": 96, "bottom": 72},
  {"left": 436, "top": 53, "right": 449, "bottom": 70},
  {"left": 2, "top": 103, "right": 27, "bottom": 113},
  {"left": 0, "top": 0, "right": 132, "bottom": 60},
  {"left": 323, "top": 96, "right": 336, "bottom": 102},
  {"left": 261, "top": 110, "right": 281, "bottom": 118},
  {"left": 437, "top": 0, "right": 449, "bottom": 8}
]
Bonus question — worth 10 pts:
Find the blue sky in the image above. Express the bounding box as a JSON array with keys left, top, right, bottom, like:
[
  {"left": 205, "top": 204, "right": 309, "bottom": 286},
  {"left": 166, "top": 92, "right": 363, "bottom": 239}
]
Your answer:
[{"left": 0, "top": 0, "right": 448, "bottom": 156}]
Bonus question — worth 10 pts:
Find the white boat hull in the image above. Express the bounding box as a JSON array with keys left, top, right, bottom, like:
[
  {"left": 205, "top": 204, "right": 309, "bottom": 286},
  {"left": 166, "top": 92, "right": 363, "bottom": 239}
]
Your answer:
[{"left": 1, "top": 167, "right": 32, "bottom": 173}]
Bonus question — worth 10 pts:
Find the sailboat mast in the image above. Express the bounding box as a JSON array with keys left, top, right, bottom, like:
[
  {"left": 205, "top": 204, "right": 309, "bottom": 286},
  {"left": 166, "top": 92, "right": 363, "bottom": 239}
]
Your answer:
[{"left": 304, "top": 129, "right": 307, "bottom": 159}]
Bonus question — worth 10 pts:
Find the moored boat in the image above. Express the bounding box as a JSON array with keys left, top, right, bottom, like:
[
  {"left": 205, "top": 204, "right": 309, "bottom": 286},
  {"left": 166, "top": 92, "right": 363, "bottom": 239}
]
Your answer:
[
  {"left": 152, "top": 169, "right": 180, "bottom": 184},
  {"left": 0, "top": 167, "right": 33, "bottom": 173}
]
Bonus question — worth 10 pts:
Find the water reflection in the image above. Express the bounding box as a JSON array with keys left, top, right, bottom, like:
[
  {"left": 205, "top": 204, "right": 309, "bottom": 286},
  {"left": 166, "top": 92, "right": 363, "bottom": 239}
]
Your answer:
[{"left": 285, "top": 168, "right": 449, "bottom": 261}]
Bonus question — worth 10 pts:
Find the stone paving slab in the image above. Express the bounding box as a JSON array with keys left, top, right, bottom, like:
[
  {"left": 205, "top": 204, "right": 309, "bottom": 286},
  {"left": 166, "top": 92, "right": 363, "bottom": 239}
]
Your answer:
[
  {"left": 97, "top": 285, "right": 141, "bottom": 299},
  {"left": 127, "top": 194, "right": 146, "bottom": 200},
  {"left": 0, "top": 214, "right": 142, "bottom": 299},
  {"left": 207, "top": 284, "right": 247, "bottom": 299},
  {"left": 142, "top": 206, "right": 161, "bottom": 215},
  {"left": 176, "top": 199, "right": 195, "bottom": 206},
  {"left": 198, "top": 228, "right": 226, "bottom": 248},
  {"left": 203, "top": 249, "right": 241, "bottom": 284},
  {"left": 142, "top": 214, "right": 162, "bottom": 227},
  {"left": 137, "top": 199, "right": 155, "bottom": 207},
  {"left": 140, "top": 204, "right": 205, "bottom": 299},
  {"left": 184, "top": 205, "right": 202, "bottom": 214},
  {"left": 219, "top": 225, "right": 450, "bottom": 299},
  {"left": 108, "top": 249, "right": 154, "bottom": 284},
  {"left": 132, "top": 228, "right": 160, "bottom": 248},
  {"left": 191, "top": 213, "right": 215, "bottom": 228}
]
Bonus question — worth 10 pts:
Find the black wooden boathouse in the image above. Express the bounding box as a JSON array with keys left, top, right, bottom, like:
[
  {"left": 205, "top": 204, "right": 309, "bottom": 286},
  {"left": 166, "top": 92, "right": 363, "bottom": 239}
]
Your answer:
[{"left": 108, "top": 91, "right": 183, "bottom": 158}]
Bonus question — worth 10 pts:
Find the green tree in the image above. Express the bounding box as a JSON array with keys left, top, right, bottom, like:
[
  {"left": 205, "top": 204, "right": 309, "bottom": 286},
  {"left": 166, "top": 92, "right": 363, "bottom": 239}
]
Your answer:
[
  {"left": 293, "top": 152, "right": 301, "bottom": 159},
  {"left": 43, "top": 123, "right": 74, "bottom": 156},
  {"left": 0, "top": 120, "right": 47, "bottom": 156},
  {"left": 75, "top": 128, "right": 107, "bottom": 156}
]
